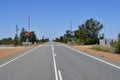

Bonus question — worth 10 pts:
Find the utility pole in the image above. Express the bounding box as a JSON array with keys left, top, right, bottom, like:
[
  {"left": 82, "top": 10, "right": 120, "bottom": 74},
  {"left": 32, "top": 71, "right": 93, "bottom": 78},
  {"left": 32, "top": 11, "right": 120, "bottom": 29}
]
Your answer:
[
  {"left": 16, "top": 25, "right": 19, "bottom": 34},
  {"left": 70, "top": 20, "right": 74, "bottom": 45},
  {"left": 25, "top": 16, "right": 31, "bottom": 46},
  {"left": 70, "top": 20, "right": 72, "bottom": 33},
  {"left": 104, "top": 26, "right": 106, "bottom": 39}
]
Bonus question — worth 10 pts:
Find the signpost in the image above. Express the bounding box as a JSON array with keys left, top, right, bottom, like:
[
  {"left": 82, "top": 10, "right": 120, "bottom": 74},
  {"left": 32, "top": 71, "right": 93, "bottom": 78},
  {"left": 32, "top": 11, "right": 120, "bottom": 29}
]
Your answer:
[{"left": 24, "top": 31, "right": 30, "bottom": 46}]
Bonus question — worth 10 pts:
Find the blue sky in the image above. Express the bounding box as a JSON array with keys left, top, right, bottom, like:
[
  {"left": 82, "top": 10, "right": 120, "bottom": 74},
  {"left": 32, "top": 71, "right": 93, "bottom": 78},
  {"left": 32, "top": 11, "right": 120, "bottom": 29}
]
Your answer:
[{"left": 0, "top": 0, "right": 120, "bottom": 40}]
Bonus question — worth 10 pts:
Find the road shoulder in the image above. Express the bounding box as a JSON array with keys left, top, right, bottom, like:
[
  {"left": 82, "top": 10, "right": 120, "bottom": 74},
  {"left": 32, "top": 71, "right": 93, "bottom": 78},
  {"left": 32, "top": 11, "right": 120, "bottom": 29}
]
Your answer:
[
  {"left": 72, "top": 45, "right": 120, "bottom": 63},
  {"left": 0, "top": 45, "right": 38, "bottom": 66}
]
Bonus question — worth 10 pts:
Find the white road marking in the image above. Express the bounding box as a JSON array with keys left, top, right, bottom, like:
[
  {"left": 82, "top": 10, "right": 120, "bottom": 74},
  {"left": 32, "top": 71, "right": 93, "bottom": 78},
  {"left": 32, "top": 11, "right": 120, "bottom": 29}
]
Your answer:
[
  {"left": 51, "top": 43, "right": 58, "bottom": 80},
  {"left": 61, "top": 44, "right": 120, "bottom": 70},
  {"left": 41, "top": 45, "right": 51, "bottom": 47},
  {"left": 0, "top": 45, "right": 43, "bottom": 68},
  {"left": 58, "top": 70, "right": 63, "bottom": 80},
  {"left": 54, "top": 54, "right": 56, "bottom": 57}
]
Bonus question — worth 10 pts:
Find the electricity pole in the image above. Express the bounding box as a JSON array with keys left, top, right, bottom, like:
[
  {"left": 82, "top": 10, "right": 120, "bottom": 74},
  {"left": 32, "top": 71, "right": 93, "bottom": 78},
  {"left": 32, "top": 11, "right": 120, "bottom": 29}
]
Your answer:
[
  {"left": 16, "top": 25, "right": 19, "bottom": 34},
  {"left": 70, "top": 20, "right": 74, "bottom": 45},
  {"left": 70, "top": 20, "right": 72, "bottom": 33}
]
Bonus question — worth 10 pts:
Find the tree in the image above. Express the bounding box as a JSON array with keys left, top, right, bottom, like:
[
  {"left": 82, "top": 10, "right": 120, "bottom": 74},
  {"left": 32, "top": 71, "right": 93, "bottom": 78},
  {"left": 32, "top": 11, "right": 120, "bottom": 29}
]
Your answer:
[
  {"left": 41, "top": 36, "right": 45, "bottom": 42},
  {"left": 74, "top": 24, "right": 86, "bottom": 44},
  {"left": 113, "top": 33, "right": 120, "bottom": 54},
  {"left": 115, "top": 39, "right": 120, "bottom": 53},
  {"left": 19, "top": 28, "right": 25, "bottom": 45},
  {"left": 63, "top": 30, "right": 72, "bottom": 43},
  {"left": 44, "top": 38, "right": 49, "bottom": 42},
  {"left": 13, "top": 25, "right": 19, "bottom": 46},
  {"left": 0, "top": 37, "right": 13, "bottom": 45},
  {"left": 74, "top": 18, "right": 103, "bottom": 45},
  {"left": 60, "top": 36, "right": 64, "bottom": 42},
  {"left": 14, "top": 34, "right": 19, "bottom": 46},
  {"left": 30, "top": 31, "right": 36, "bottom": 44},
  {"left": 118, "top": 32, "right": 120, "bottom": 39},
  {"left": 55, "top": 38, "right": 60, "bottom": 42}
]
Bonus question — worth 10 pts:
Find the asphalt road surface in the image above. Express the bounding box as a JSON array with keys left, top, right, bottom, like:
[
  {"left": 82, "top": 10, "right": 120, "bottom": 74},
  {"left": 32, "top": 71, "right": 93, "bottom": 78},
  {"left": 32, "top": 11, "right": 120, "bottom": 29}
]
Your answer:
[{"left": 0, "top": 42, "right": 120, "bottom": 80}]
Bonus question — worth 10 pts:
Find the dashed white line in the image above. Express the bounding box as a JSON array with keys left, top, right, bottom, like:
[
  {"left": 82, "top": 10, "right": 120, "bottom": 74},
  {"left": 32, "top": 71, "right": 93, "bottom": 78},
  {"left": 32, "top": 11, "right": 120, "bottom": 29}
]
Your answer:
[
  {"left": 58, "top": 70, "right": 63, "bottom": 80},
  {"left": 51, "top": 44, "right": 58, "bottom": 80},
  {"left": 54, "top": 54, "right": 56, "bottom": 57}
]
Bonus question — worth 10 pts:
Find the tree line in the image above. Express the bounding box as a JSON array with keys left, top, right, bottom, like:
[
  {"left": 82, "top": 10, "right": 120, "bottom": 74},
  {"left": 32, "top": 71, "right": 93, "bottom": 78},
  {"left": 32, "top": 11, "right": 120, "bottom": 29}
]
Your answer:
[
  {"left": 55, "top": 18, "right": 104, "bottom": 45},
  {"left": 0, "top": 26, "right": 49, "bottom": 46},
  {"left": 0, "top": 37, "right": 13, "bottom": 45},
  {"left": 55, "top": 18, "right": 120, "bottom": 53},
  {"left": 14, "top": 27, "right": 37, "bottom": 46}
]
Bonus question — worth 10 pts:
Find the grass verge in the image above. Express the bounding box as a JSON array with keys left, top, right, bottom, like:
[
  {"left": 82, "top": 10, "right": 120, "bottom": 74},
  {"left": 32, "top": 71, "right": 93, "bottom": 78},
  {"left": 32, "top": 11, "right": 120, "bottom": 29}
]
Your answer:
[{"left": 90, "top": 45, "right": 115, "bottom": 53}]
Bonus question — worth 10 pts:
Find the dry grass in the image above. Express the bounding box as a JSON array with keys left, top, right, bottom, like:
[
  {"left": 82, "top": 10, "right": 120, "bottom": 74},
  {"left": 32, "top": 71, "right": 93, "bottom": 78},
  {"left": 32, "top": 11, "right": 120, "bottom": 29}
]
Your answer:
[
  {"left": 90, "top": 45, "right": 115, "bottom": 53},
  {"left": 0, "top": 46, "right": 30, "bottom": 60},
  {"left": 72, "top": 45, "right": 120, "bottom": 63}
]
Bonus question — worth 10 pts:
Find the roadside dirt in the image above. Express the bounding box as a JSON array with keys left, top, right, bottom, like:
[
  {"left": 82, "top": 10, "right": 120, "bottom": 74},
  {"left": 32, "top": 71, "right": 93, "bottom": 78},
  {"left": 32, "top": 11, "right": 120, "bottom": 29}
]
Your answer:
[
  {"left": 72, "top": 45, "right": 120, "bottom": 63},
  {"left": 0, "top": 46, "right": 33, "bottom": 61}
]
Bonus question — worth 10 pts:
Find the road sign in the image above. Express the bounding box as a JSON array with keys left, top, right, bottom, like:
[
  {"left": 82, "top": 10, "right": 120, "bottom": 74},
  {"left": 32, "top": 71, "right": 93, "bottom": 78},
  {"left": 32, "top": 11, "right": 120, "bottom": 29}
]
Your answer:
[{"left": 24, "top": 32, "right": 30, "bottom": 38}]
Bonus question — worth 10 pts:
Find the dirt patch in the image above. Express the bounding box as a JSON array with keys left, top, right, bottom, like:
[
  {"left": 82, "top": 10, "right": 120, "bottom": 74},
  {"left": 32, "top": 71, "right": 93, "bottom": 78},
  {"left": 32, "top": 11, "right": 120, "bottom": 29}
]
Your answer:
[
  {"left": 0, "top": 46, "right": 32, "bottom": 61},
  {"left": 72, "top": 45, "right": 120, "bottom": 63}
]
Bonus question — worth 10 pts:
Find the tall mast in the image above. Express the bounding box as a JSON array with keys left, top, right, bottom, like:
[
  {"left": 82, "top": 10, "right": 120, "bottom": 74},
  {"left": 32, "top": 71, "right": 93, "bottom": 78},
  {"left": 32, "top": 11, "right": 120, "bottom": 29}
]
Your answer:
[
  {"left": 28, "top": 16, "right": 30, "bottom": 32},
  {"left": 70, "top": 20, "right": 72, "bottom": 32}
]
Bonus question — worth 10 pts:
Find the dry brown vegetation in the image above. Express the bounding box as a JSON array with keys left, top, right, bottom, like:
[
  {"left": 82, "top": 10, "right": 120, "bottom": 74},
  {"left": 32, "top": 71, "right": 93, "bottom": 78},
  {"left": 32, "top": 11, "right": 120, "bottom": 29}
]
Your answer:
[
  {"left": 72, "top": 45, "right": 120, "bottom": 63},
  {"left": 0, "top": 46, "right": 32, "bottom": 61}
]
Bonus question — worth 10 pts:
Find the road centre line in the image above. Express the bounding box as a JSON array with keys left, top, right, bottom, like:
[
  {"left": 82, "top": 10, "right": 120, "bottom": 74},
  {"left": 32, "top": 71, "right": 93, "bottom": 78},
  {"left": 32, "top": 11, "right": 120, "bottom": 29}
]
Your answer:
[
  {"left": 54, "top": 54, "right": 56, "bottom": 57},
  {"left": 58, "top": 70, "right": 63, "bottom": 80},
  {"left": 51, "top": 44, "right": 58, "bottom": 80},
  {"left": 61, "top": 44, "right": 120, "bottom": 70},
  {"left": 0, "top": 45, "right": 43, "bottom": 68}
]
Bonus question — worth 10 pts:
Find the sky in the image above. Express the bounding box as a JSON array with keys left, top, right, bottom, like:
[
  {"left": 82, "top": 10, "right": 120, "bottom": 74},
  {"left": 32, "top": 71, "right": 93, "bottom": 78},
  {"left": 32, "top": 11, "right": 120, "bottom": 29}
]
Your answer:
[{"left": 0, "top": 0, "right": 120, "bottom": 40}]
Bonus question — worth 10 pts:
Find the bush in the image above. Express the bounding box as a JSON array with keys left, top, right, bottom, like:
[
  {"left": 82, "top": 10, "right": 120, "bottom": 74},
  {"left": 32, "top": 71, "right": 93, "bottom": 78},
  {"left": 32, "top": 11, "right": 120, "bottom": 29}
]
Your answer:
[
  {"left": 14, "top": 34, "right": 19, "bottom": 46},
  {"left": 84, "top": 38, "right": 95, "bottom": 45},
  {"left": 0, "top": 37, "right": 13, "bottom": 45},
  {"left": 113, "top": 39, "right": 120, "bottom": 53}
]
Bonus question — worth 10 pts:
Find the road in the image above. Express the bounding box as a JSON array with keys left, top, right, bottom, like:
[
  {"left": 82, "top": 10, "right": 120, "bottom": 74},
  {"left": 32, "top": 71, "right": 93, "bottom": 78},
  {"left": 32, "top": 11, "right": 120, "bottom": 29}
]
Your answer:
[{"left": 0, "top": 42, "right": 120, "bottom": 80}]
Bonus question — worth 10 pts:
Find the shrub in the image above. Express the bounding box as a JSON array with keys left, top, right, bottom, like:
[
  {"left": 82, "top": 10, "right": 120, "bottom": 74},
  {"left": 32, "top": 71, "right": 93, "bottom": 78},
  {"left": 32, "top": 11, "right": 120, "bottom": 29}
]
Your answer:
[
  {"left": 84, "top": 38, "right": 95, "bottom": 45},
  {"left": 113, "top": 39, "right": 120, "bottom": 53}
]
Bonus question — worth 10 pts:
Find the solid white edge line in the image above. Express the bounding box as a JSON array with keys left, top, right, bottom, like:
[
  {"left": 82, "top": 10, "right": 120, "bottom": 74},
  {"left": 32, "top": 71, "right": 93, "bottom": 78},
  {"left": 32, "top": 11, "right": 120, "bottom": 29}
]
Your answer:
[
  {"left": 51, "top": 44, "right": 58, "bottom": 80},
  {"left": 0, "top": 45, "right": 43, "bottom": 68},
  {"left": 58, "top": 70, "right": 63, "bottom": 80},
  {"left": 60, "top": 44, "right": 120, "bottom": 70}
]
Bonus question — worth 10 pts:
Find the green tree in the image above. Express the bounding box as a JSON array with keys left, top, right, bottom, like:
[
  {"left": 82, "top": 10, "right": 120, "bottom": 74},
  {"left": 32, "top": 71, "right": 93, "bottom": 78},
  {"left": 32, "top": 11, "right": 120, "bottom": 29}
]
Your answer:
[
  {"left": 60, "top": 36, "right": 64, "bottom": 42},
  {"left": 118, "top": 32, "right": 120, "bottom": 39},
  {"left": 14, "top": 25, "right": 19, "bottom": 46},
  {"left": 113, "top": 39, "right": 120, "bottom": 54},
  {"left": 0, "top": 37, "right": 13, "bottom": 45},
  {"left": 14, "top": 34, "right": 19, "bottom": 46},
  {"left": 74, "top": 24, "right": 86, "bottom": 44},
  {"left": 44, "top": 38, "right": 49, "bottom": 42},
  {"left": 30, "top": 31, "right": 36, "bottom": 44},
  {"left": 74, "top": 18, "right": 103, "bottom": 45},
  {"left": 54, "top": 38, "right": 60, "bottom": 42},
  {"left": 113, "top": 33, "right": 120, "bottom": 54},
  {"left": 19, "top": 28, "right": 25, "bottom": 45},
  {"left": 63, "top": 30, "right": 72, "bottom": 43}
]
